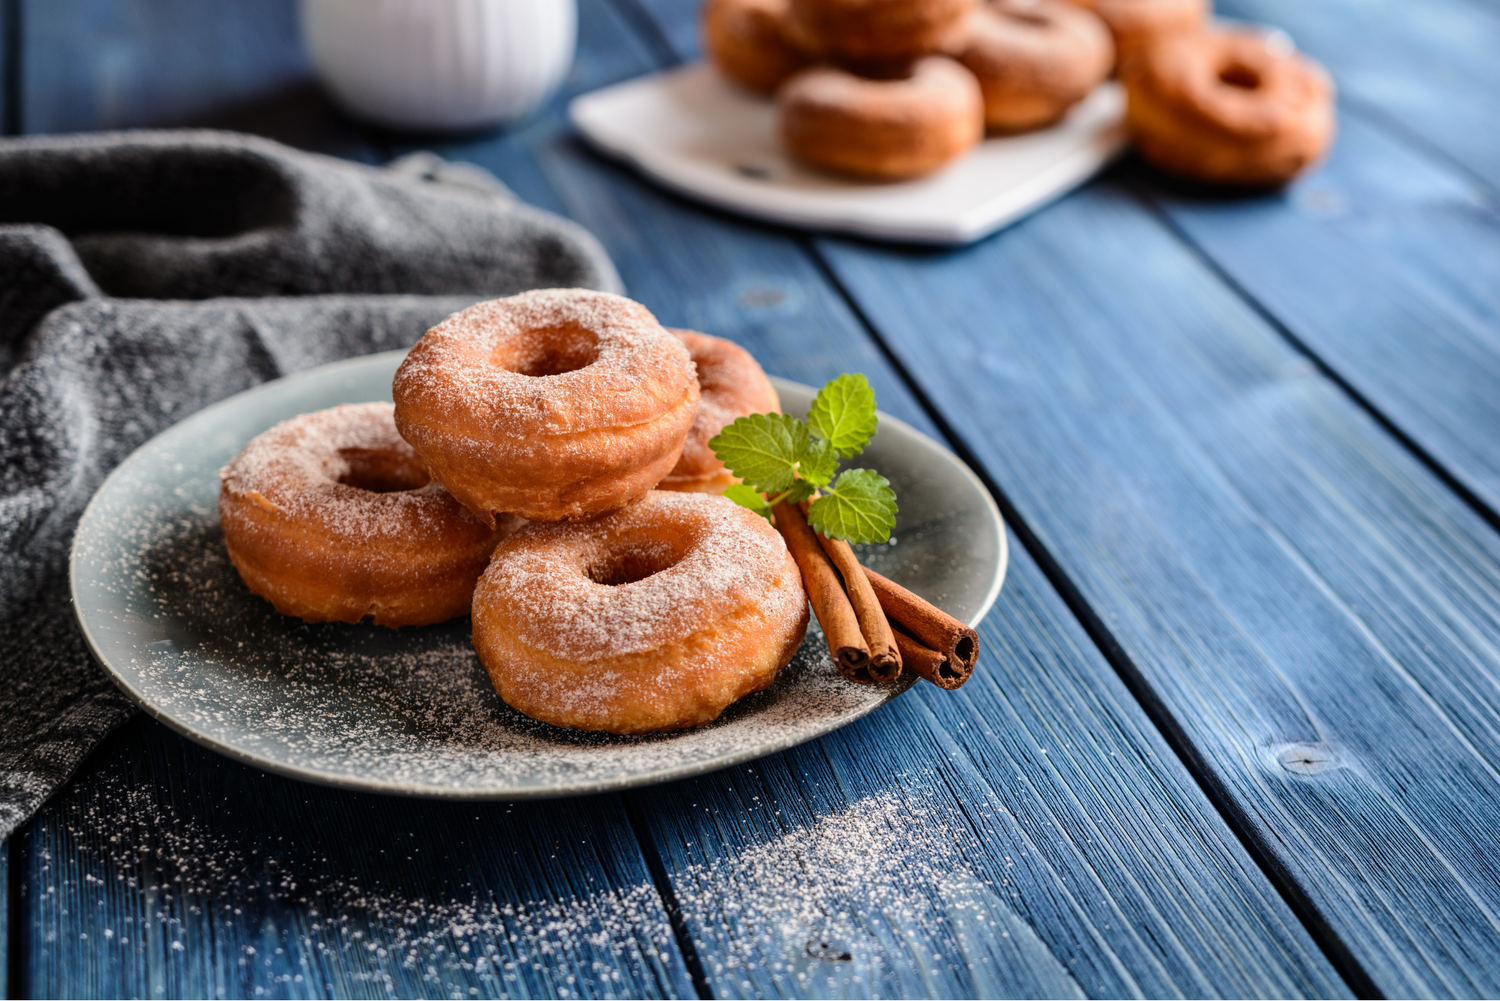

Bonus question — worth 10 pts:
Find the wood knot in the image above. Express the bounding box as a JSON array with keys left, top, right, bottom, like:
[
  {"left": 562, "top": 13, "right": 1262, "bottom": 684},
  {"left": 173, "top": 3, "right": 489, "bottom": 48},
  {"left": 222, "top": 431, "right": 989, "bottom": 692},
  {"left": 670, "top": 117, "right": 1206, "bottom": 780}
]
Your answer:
[{"left": 1272, "top": 742, "right": 1341, "bottom": 775}]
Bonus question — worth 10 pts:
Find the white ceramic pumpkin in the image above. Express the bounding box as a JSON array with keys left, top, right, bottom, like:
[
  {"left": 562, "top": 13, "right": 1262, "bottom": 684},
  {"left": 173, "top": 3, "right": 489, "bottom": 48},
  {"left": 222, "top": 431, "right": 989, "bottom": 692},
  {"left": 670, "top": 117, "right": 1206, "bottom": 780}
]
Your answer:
[{"left": 301, "top": 0, "right": 577, "bottom": 130}]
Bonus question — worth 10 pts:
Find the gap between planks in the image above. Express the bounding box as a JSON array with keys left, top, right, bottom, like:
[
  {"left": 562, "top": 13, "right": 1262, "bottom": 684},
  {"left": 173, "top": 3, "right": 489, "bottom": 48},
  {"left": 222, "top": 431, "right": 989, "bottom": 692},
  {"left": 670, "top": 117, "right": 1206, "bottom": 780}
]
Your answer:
[{"left": 598, "top": 0, "right": 1384, "bottom": 993}]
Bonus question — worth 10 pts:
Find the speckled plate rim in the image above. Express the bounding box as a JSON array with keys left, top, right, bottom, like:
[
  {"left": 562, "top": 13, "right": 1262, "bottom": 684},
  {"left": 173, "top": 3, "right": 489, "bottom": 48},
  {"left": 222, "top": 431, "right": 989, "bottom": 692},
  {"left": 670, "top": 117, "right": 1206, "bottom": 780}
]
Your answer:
[{"left": 69, "top": 351, "right": 1007, "bottom": 799}]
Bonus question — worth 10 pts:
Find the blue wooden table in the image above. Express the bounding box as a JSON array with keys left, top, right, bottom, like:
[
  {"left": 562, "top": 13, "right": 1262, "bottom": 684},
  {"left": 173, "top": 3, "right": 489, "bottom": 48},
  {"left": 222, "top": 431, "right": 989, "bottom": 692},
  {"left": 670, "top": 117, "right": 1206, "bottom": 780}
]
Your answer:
[{"left": 7, "top": 0, "right": 1500, "bottom": 996}]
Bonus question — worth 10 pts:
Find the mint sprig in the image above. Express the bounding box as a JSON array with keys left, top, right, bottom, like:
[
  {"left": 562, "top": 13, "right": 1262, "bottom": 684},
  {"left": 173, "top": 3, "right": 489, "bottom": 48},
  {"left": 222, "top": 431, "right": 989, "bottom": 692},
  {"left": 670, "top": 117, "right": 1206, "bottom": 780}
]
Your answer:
[{"left": 708, "top": 373, "right": 898, "bottom": 544}]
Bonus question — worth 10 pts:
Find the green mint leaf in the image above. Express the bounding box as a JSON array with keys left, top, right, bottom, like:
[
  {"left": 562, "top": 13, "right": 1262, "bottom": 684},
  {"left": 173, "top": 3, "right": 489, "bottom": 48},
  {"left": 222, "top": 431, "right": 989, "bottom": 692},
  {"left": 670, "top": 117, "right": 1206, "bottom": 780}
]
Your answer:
[
  {"left": 786, "top": 479, "right": 819, "bottom": 505},
  {"left": 807, "top": 373, "right": 878, "bottom": 458},
  {"left": 807, "top": 468, "right": 897, "bottom": 544},
  {"left": 798, "top": 437, "right": 839, "bottom": 488},
  {"left": 722, "top": 484, "right": 772, "bottom": 520},
  {"left": 709, "top": 413, "right": 810, "bottom": 494}
]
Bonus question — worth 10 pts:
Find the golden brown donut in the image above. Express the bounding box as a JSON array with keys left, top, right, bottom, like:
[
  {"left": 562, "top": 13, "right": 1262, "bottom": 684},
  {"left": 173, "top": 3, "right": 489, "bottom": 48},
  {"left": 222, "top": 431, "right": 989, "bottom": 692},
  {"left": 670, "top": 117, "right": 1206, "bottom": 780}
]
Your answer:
[
  {"left": 788, "top": 0, "right": 978, "bottom": 65},
  {"left": 392, "top": 289, "right": 699, "bottom": 524},
  {"left": 660, "top": 329, "right": 781, "bottom": 494},
  {"left": 958, "top": 0, "right": 1113, "bottom": 132},
  {"left": 703, "top": 0, "right": 811, "bottom": 94},
  {"left": 1124, "top": 28, "right": 1334, "bottom": 186},
  {"left": 1063, "top": 0, "right": 1205, "bottom": 63},
  {"left": 472, "top": 491, "right": 809, "bottom": 734},
  {"left": 779, "top": 57, "right": 985, "bottom": 179},
  {"left": 218, "top": 403, "right": 510, "bottom": 627}
]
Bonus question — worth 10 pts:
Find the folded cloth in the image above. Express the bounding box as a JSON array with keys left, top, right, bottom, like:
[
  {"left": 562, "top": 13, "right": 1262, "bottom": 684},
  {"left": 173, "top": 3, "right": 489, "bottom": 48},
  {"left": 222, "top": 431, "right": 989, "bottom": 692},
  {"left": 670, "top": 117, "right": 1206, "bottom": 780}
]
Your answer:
[{"left": 0, "top": 130, "right": 622, "bottom": 840}]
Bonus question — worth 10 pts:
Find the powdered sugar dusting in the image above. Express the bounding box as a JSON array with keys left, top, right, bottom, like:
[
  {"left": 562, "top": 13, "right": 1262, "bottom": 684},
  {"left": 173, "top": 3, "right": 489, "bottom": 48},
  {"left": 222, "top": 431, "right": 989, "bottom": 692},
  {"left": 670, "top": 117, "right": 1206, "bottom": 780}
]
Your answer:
[
  {"left": 79, "top": 497, "right": 899, "bottom": 795},
  {"left": 482, "top": 492, "right": 800, "bottom": 661},
  {"left": 218, "top": 402, "right": 488, "bottom": 541},
  {"left": 392, "top": 289, "right": 696, "bottom": 437}
]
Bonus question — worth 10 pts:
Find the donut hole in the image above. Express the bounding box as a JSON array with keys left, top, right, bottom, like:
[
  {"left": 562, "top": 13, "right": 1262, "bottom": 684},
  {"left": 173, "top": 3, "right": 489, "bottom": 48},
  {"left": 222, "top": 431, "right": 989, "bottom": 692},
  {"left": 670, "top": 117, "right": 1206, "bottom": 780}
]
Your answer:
[
  {"left": 337, "top": 448, "right": 431, "bottom": 494},
  {"left": 586, "top": 536, "right": 686, "bottom": 586},
  {"left": 1002, "top": 9, "right": 1053, "bottom": 29},
  {"left": 1218, "top": 62, "right": 1263, "bottom": 90},
  {"left": 500, "top": 325, "right": 601, "bottom": 377}
]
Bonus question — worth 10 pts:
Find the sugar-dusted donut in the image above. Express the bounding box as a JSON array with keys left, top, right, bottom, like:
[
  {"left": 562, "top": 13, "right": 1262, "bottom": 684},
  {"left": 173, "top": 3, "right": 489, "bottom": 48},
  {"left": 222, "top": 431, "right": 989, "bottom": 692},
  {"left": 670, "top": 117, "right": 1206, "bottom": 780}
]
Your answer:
[
  {"left": 1124, "top": 28, "right": 1334, "bottom": 186},
  {"left": 1063, "top": 0, "right": 1205, "bottom": 63},
  {"left": 472, "top": 491, "right": 809, "bottom": 734},
  {"left": 779, "top": 57, "right": 985, "bottom": 179},
  {"left": 703, "top": 0, "right": 811, "bottom": 94},
  {"left": 218, "top": 403, "right": 511, "bottom": 627},
  {"left": 958, "top": 0, "right": 1113, "bottom": 132},
  {"left": 392, "top": 289, "right": 699, "bottom": 524},
  {"left": 788, "top": 0, "right": 978, "bottom": 65},
  {"left": 659, "top": 329, "right": 781, "bottom": 494}
]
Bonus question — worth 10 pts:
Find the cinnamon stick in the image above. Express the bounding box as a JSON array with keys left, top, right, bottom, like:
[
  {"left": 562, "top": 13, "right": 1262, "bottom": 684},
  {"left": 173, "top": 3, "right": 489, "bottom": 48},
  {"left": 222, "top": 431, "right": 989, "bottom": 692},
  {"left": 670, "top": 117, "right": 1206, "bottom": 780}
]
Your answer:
[
  {"left": 891, "top": 627, "right": 970, "bottom": 690},
  {"left": 813, "top": 529, "right": 902, "bottom": 683},
  {"left": 861, "top": 566, "right": 979, "bottom": 682},
  {"left": 773, "top": 501, "right": 873, "bottom": 682}
]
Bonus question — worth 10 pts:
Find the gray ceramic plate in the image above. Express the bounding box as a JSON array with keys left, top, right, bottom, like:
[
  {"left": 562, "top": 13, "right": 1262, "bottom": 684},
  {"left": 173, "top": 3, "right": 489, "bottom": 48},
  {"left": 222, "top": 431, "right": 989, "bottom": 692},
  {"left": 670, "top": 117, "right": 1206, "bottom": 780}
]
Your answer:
[{"left": 70, "top": 351, "right": 1007, "bottom": 798}]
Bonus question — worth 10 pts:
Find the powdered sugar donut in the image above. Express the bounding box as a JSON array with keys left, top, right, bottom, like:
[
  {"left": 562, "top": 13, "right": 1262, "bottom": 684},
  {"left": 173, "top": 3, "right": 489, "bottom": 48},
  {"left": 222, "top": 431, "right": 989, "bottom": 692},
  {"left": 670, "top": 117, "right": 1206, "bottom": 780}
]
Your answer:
[
  {"left": 659, "top": 329, "right": 781, "bottom": 494},
  {"left": 471, "top": 491, "right": 809, "bottom": 734},
  {"left": 392, "top": 289, "right": 700, "bottom": 524},
  {"left": 219, "top": 403, "right": 511, "bottom": 627}
]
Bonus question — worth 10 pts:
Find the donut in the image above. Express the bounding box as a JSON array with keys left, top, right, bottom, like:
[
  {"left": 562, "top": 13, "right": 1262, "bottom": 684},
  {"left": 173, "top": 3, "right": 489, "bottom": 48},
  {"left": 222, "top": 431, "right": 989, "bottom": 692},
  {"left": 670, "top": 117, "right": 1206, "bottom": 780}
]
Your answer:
[
  {"left": 958, "top": 0, "right": 1113, "bottom": 132},
  {"left": 472, "top": 491, "right": 810, "bottom": 734},
  {"left": 1123, "top": 28, "right": 1335, "bottom": 186},
  {"left": 391, "top": 289, "right": 700, "bottom": 524},
  {"left": 779, "top": 57, "right": 985, "bottom": 179},
  {"left": 660, "top": 329, "right": 781, "bottom": 494},
  {"left": 1062, "top": 0, "right": 1205, "bottom": 63},
  {"left": 788, "top": 0, "right": 979, "bottom": 65},
  {"left": 703, "top": 0, "right": 811, "bottom": 94},
  {"left": 218, "top": 403, "right": 511, "bottom": 627}
]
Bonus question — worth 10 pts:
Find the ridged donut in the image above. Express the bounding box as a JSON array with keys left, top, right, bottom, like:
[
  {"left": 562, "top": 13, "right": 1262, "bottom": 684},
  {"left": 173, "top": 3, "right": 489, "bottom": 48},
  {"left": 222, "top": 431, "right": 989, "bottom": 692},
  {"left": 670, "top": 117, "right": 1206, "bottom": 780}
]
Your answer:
[
  {"left": 392, "top": 289, "right": 700, "bottom": 524},
  {"left": 788, "top": 0, "right": 979, "bottom": 65},
  {"left": 1124, "top": 28, "right": 1335, "bottom": 186},
  {"left": 703, "top": 0, "right": 811, "bottom": 93},
  {"left": 958, "top": 0, "right": 1113, "bottom": 132},
  {"left": 779, "top": 57, "right": 985, "bottom": 179},
  {"left": 472, "top": 491, "right": 810, "bottom": 734},
  {"left": 660, "top": 329, "right": 781, "bottom": 494},
  {"left": 218, "top": 403, "right": 510, "bottom": 627}
]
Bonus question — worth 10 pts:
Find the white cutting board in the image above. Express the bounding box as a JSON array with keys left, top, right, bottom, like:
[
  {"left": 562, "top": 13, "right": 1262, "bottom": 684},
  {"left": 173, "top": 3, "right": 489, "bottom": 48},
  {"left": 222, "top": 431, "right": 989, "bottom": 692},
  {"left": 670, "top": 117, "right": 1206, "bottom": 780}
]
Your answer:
[{"left": 569, "top": 63, "right": 1126, "bottom": 245}]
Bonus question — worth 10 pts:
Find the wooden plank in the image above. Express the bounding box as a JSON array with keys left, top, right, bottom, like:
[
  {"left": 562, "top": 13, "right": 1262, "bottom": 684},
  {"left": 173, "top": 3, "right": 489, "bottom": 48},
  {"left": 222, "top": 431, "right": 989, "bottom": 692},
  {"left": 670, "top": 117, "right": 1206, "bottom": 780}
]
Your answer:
[
  {"left": 636, "top": 542, "right": 1348, "bottom": 998},
  {"left": 1, "top": 837, "right": 9, "bottom": 999},
  {"left": 814, "top": 180, "right": 1500, "bottom": 998},
  {"left": 405, "top": 2, "right": 1350, "bottom": 995},
  {"left": 23, "top": 0, "right": 306, "bottom": 132},
  {"left": 19, "top": 715, "right": 695, "bottom": 999},
  {"left": 1141, "top": 112, "right": 1500, "bottom": 520},
  {"left": 20, "top": 0, "right": 383, "bottom": 159},
  {"left": 1, "top": 0, "right": 16, "bottom": 135},
  {"left": 1219, "top": 0, "right": 1500, "bottom": 191}
]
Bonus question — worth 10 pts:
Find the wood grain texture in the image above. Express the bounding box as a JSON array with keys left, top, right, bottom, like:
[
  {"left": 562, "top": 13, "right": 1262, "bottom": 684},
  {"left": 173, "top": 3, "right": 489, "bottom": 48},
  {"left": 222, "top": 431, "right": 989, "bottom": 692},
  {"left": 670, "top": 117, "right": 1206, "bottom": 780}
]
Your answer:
[
  {"left": 19, "top": 716, "right": 693, "bottom": 1000},
  {"left": 1219, "top": 0, "right": 1500, "bottom": 191},
  {"left": 22, "top": 0, "right": 307, "bottom": 133},
  {"left": 407, "top": 2, "right": 1349, "bottom": 995},
  {"left": 1, "top": 837, "right": 9, "bottom": 998},
  {"left": 815, "top": 181, "right": 1500, "bottom": 998},
  {"left": 20, "top": 0, "right": 387, "bottom": 159},
  {"left": 1141, "top": 113, "right": 1500, "bottom": 522},
  {"left": 634, "top": 540, "right": 1347, "bottom": 998}
]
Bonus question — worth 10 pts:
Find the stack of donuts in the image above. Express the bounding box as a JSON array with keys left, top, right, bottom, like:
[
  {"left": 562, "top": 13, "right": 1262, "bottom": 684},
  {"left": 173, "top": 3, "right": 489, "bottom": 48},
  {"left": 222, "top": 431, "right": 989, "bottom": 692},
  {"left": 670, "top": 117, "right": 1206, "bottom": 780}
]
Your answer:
[
  {"left": 218, "top": 289, "right": 810, "bottom": 735},
  {"left": 706, "top": 0, "right": 1335, "bottom": 186},
  {"left": 708, "top": 0, "right": 1115, "bottom": 179}
]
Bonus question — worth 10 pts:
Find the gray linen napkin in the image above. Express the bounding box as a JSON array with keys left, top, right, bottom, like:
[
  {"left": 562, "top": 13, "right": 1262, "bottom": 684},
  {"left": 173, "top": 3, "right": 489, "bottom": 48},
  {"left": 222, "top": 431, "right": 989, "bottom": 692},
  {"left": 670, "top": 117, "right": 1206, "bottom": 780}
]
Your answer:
[{"left": 0, "top": 130, "right": 622, "bottom": 840}]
